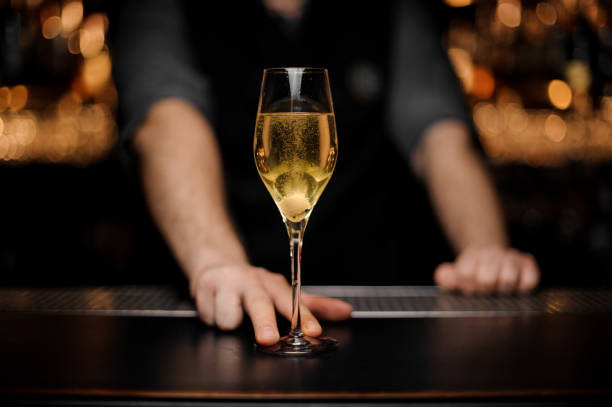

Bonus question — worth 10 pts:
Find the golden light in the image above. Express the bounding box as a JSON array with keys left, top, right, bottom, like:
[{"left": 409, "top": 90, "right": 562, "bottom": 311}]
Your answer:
[
  {"left": 79, "top": 13, "right": 106, "bottom": 58},
  {"left": 447, "top": 47, "right": 474, "bottom": 92},
  {"left": 40, "top": 2, "right": 60, "bottom": 23},
  {"left": 535, "top": 2, "right": 558, "bottom": 26},
  {"left": 57, "top": 92, "right": 83, "bottom": 118},
  {"left": 497, "top": 0, "right": 522, "bottom": 28},
  {"left": 93, "top": 84, "right": 118, "bottom": 107},
  {"left": 544, "top": 114, "right": 567, "bottom": 142},
  {"left": 47, "top": 132, "right": 68, "bottom": 162},
  {"left": 573, "top": 92, "right": 592, "bottom": 115},
  {"left": 77, "top": 104, "right": 106, "bottom": 133},
  {"left": 0, "top": 87, "right": 10, "bottom": 112},
  {"left": 0, "top": 135, "right": 10, "bottom": 160},
  {"left": 17, "top": 119, "right": 37, "bottom": 147},
  {"left": 26, "top": 0, "right": 44, "bottom": 7},
  {"left": 445, "top": 0, "right": 474, "bottom": 7},
  {"left": 82, "top": 51, "right": 112, "bottom": 93},
  {"left": 61, "top": 1, "right": 83, "bottom": 34},
  {"left": 42, "top": 16, "right": 62, "bottom": 39},
  {"left": 0, "top": 117, "right": 4, "bottom": 135},
  {"left": 583, "top": 2, "right": 607, "bottom": 29},
  {"left": 587, "top": 119, "right": 611, "bottom": 162},
  {"left": 472, "top": 65, "right": 495, "bottom": 99},
  {"left": 54, "top": 124, "right": 79, "bottom": 156},
  {"left": 6, "top": 115, "right": 37, "bottom": 147},
  {"left": 601, "top": 96, "right": 612, "bottom": 123},
  {"left": 503, "top": 103, "right": 529, "bottom": 135},
  {"left": 565, "top": 60, "right": 591, "bottom": 93},
  {"left": 473, "top": 102, "right": 502, "bottom": 135},
  {"left": 524, "top": 9, "right": 546, "bottom": 43},
  {"left": 4, "top": 133, "right": 23, "bottom": 161},
  {"left": 548, "top": 79, "right": 572, "bottom": 109},
  {"left": 67, "top": 31, "right": 80, "bottom": 54},
  {"left": 562, "top": 0, "right": 578, "bottom": 13},
  {"left": 9, "top": 85, "right": 28, "bottom": 112}
]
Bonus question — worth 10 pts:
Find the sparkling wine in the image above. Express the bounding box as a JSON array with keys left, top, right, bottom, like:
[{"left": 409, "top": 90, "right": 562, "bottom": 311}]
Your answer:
[{"left": 254, "top": 112, "right": 337, "bottom": 223}]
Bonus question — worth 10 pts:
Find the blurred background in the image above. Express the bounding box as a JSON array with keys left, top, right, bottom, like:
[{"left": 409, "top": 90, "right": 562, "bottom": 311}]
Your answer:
[{"left": 0, "top": 0, "right": 611, "bottom": 286}]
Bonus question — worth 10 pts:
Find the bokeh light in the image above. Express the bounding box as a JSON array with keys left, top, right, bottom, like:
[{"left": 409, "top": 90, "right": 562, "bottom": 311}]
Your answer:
[
  {"left": 82, "top": 50, "right": 112, "bottom": 93},
  {"left": 445, "top": 0, "right": 474, "bottom": 7},
  {"left": 472, "top": 66, "right": 495, "bottom": 99},
  {"left": 473, "top": 102, "right": 502, "bottom": 136},
  {"left": 0, "top": 87, "right": 11, "bottom": 112},
  {"left": 42, "top": 15, "right": 62, "bottom": 39},
  {"left": 544, "top": 114, "right": 567, "bottom": 142},
  {"left": 80, "top": 13, "right": 106, "bottom": 58},
  {"left": 77, "top": 104, "right": 106, "bottom": 133},
  {"left": 67, "top": 31, "right": 80, "bottom": 54},
  {"left": 57, "top": 92, "right": 83, "bottom": 118},
  {"left": 503, "top": 103, "right": 529, "bottom": 136},
  {"left": 447, "top": 47, "right": 474, "bottom": 92},
  {"left": 26, "top": 0, "right": 44, "bottom": 7},
  {"left": 3, "top": 0, "right": 612, "bottom": 169},
  {"left": 582, "top": 0, "right": 607, "bottom": 29},
  {"left": 9, "top": 85, "right": 28, "bottom": 112},
  {"left": 40, "top": 1, "right": 60, "bottom": 25},
  {"left": 61, "top": 0, "right": 83, "bottom": 35},
  {"left": 565, "top": 60, "right": 592, "bottom": 93},
  {"left": 562, "top": 0, "right": 578, "bottom": 13},
  {"left": 601, "top": 97, "right": 612, "bottom": 123},
  {"left": 497, "top": 0, "right": 522, "bottom": 28},
  {"left": 535, "top": 2, "right": 558, "bottom": 26},
  {"left": 1, "top": 3, "right": 115, "bottom": 165},
  {"left": 548, "top": 79, "right": 573, "bottom": 110}
]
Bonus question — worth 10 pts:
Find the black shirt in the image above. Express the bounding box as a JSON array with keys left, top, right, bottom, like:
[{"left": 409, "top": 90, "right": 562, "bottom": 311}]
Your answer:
[{"left": 112, "top": 0, "right": 469, "bottom": 284}]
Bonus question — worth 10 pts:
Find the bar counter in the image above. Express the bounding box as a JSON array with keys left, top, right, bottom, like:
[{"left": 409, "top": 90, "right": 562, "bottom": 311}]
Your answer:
[{"left": 1, "top": 286, "right": 611, "bottom": 405}]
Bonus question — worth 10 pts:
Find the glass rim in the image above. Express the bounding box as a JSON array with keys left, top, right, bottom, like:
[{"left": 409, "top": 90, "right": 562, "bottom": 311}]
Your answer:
[{"left": 263, "top": 67, "right": 327, "bottom": 74}]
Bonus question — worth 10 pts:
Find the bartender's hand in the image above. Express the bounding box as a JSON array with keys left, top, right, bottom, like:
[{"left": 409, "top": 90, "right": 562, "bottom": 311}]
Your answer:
[
  {"left": 190, "top": 262, "right": 353, "bottom": 345},
  {"left": 434, "top": 246, "right": 540, "bottom": 294}
]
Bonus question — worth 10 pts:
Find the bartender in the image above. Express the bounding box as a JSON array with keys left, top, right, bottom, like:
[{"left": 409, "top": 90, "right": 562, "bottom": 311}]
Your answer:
[{"left": 112, "top": 0, "right": 540, "bottom": 345}]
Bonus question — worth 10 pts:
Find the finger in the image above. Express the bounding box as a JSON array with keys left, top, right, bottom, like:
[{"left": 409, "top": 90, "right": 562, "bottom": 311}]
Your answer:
[
  {"left": 497, "top": 255, "right": 520, "bottom": 294},
  {"left": 193, "top": 275, "right": 215, "bottom": 326},
  {"left": 242, "top": 287, "right": 279, "bottom": 346},
  {"left": 455, "top": 249, "right": 479, "bottom": 294},
  {"left": 302, "top": 293, "right": 353, "bottom": 321},
  {"left": 433, "top": 262, "right": 456, "bottom": 291},
  {"left": 474, "top": 250, "right": 502, "bottom": 294},
  {"left": 214, "top": 288, "right": 244, "bottom": 331},
  {"left": 257, "top": 272, "right": 295, "bottom": 322},
  {"left": 299, "top": 302, "right": 322, "bottom": 337},
  {"left": 258, "top": 271, "right": 323, "bottom": 337},
  {"left": 267, "top": 283, "right": 322, "bottom": 337},
  {"left": 517, "top": 254, "right": 540, "bottom": 292}
]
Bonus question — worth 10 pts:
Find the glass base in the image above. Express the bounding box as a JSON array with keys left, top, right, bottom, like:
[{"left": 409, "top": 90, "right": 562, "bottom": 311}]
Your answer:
[{"left": 255, "top": 335, "right": 338, "bottom": 357}]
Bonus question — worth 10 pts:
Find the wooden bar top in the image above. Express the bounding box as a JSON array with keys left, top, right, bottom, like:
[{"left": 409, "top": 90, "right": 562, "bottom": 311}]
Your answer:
[{"left": 1, "top": 309, "right": 612, "bottom": 401}]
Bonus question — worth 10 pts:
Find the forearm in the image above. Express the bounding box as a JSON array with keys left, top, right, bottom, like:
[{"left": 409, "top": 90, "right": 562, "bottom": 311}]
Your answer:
[
  {"left": 413, "top": 120, "right": 508, "bottom": 253},
  {"left": 133, "top": 98, "right": 248, "bottom": 279},
  {"left": 130, "top": 98, "right": 352, "bottom": 338}
]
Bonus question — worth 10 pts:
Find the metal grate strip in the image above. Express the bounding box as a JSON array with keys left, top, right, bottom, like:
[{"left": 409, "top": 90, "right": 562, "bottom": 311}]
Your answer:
[
  {"left": 1, "top": 286, "right": 611, "bottom": 317},
  {"left": 0, "top": 286, "right": 197, "bottom": 317},
  {"left": 305, "top": 286, "right": 612, "bottom": 317}
]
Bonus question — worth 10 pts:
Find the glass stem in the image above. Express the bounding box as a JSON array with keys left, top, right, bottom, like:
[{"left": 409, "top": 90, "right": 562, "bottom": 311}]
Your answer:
[{"left": 286, "top": 219, "right": 306, "bottom": 339}]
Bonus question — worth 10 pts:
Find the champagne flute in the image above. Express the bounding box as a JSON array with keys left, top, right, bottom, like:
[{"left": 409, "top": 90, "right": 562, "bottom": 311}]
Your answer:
[{"left": 253, "top": 67, "right": 338, "bottom": 356}]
